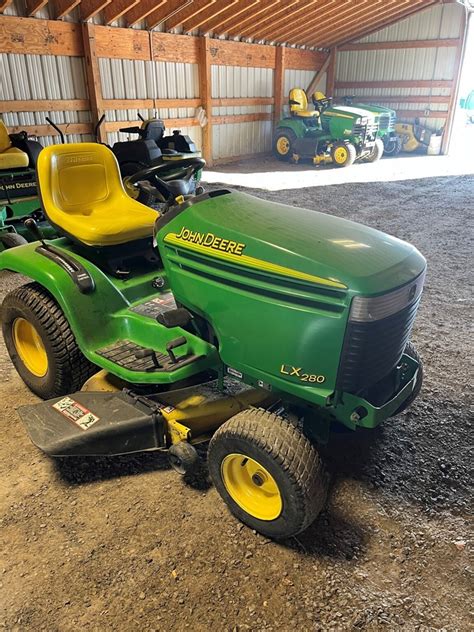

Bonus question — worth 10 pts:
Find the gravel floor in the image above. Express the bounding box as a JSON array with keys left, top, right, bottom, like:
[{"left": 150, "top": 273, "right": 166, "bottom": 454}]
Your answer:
[{"left": 0, "top": 168, "right": 472, "bottom": 631}]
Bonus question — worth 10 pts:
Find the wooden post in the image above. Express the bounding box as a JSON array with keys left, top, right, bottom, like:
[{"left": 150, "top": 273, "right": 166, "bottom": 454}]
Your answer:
[
  {"left": 441, "top": 12, "right": 467, "bottom": 155},
  {"left": 199, "top": 36, "right": 213, "bottom": 166},
  {"left": 306, "top": 52, "right": 331, "bottom": 96},
  {"left": 326, "top": 46, "right": 337, "bottom": 97},
  {"left": 81, "top": 22, "right": 106, "bottom": 142},
  {"left": 273, "top": 46, "right": 286, "bottom": 124}
]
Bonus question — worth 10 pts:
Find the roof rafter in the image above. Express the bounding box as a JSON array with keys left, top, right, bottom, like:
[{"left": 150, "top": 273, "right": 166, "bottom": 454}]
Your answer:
[
  {"left": 198, "top": 0, "right": 261, "bottom": 35},
  {"left": 165, "top": 0, "right": 216, "bottom": 30},
  {"left": 247, "top": 0, "right": 319, "bottom": 41},
  {"left": 25, "top": 0, "right": 49, "bottom": 15},
  {"left": 146, "top": 0, "right": 192, "bottom": 30},
  {"left": 80, "top": 0, "right": 111, "bottom": 21},
  {"left": 260, "top": 0, "right": 339, "bottom": 43},
  {"left": 103, "top": 0, "right": 140, "bottom": 25},
  {"left": 54, "top": 0, "right": 81, "bottom": 19},
  {"left": 228, "top": 0, "right": 300, "bottom": 38},
  {"left": 181, "top": 0, "right": 239, "bottom": 32},
  {"left": 0, "top": 0, "right": 13, "bottom": 12},
  {"left": 124, "top": 0, "right": 167, "bottom": 26},
  {"left": 217, "top": 0, "right": 281, "bottom": 36}
]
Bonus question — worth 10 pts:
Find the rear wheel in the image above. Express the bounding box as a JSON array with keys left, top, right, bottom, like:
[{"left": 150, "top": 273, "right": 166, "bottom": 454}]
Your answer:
[
  {"left": 0, "top": 232, "right": 28, "bottom": 249},
  {"left": 331, "top": 141, "right": 357, "bottom": 167},
  {"left": 365, "top": 138, "right": 384, "bottom": 163},
  {"left": 2, "top": 283, "right": 96, "bottom": 399},
  {"left": 392, "top": 342, "right": 423, "bottom": 416},
  {"left": 208, "top": 408, "right": 328, "bottom": 538},
  {"left": 272, "top": 129, "right": 296, "bottom": 162}
]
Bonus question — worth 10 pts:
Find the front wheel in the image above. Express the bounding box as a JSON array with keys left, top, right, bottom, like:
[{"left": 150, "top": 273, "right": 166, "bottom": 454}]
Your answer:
[
  {"left": 272, "top": 129, "right": 296, "bottom": 162},
  {"left": 208, "top": 408, "right": 328, "bottom": 539},
  {"left": 2, "top": 283, "right": 96, "bottom": 399},
  {"left": 365, "top": 138, "right": 384, "bottom": 163},
  {"left": 331, "top": 141, "right": 357, "bottom": 167},
  {"left": 383, "top": 135, "right": 402, "bottom": 156}
]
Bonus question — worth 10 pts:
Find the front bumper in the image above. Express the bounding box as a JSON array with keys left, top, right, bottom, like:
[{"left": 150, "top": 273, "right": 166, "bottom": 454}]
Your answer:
[{"left": 333, "top": 352, "right": 420, "bottom": 429}]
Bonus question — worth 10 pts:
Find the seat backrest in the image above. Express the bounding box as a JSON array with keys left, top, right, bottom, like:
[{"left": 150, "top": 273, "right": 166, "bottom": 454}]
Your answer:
[
  {"left": 289, "top": 88, "right": 309, "bottom": 114},
  {"left": 141, "top": 119, "right": 165, "bottom": 142},
  {"left": 0, "top": 120, "right": 12, "bottom": 153},
  {"left": 37, "top": 143, "right": 126, "bottom": 219}
]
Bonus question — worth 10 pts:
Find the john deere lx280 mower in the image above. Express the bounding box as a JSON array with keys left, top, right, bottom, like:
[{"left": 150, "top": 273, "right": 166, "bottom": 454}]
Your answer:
[
  {"left": 0, "top": 143, "right": 425, "bottom": 539},
  {"left": 273, "top": 90, "right": 384, "bottom": 167}
]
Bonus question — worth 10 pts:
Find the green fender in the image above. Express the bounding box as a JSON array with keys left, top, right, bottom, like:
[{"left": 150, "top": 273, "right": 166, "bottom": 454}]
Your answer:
[{"left": 274, "top": 118, "right": 309, "bottom": 138}]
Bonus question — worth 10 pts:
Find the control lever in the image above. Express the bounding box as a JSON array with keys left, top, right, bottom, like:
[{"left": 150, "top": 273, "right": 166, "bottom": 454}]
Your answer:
[
  {"left": 166, "top": 336, "right": 187, "bottom": 364},
  {"left": 135, "top": 348, "right": 162, "bottom": 370},
  {"left": 24, "top": 218, "right": 46, "bottom": 246}
]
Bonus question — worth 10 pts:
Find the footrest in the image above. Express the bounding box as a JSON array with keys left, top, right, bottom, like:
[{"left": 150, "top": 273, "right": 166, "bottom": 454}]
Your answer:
[
  {"left": 18, "top": 391, "right": 166, "bottom": 456},
  {"left": 96, "top": 340, "right": 201, "bottom": 372}
]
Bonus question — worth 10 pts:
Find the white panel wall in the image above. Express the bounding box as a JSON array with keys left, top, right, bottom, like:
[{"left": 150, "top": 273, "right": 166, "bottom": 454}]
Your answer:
[
  {"left": 211, "top": 65, "right": 274, "bottom": 161},
  {"left": 0, "top": 53, "right": 93, "bottom": 144},
  {"left": 334, "top": 2, "right": 465, "bottom": 131}
]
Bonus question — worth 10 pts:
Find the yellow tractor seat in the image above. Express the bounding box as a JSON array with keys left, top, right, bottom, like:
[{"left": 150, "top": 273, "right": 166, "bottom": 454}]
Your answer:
[
  {"left": 0, "top": 121, "right": 29, "bottom": 169},
  {"left": 37, "top": 143, "right": 158, "bottom": 247},
  {"left": 289, "top": 88, "right": 319, "bottom": 118}
]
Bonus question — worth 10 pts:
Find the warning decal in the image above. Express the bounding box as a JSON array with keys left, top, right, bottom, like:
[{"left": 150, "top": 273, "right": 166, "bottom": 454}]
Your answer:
[{"left": 52, "top": 397, "right": 100, "bottom": 430}]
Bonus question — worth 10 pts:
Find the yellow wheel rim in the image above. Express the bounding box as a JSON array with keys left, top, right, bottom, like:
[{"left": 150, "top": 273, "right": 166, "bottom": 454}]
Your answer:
[
  {"left": 123, "top": 177, "right": 139, "bottom": 200},
  {"left": 276, "top": 136, "right": 290, "bottom": 155},
  {"left": 333, "top": 146, "right": 348, "bottom": 164},
  {"left": 221, "top": 453, "right": 282, "bottom": 521},
  {"left": 12, "top": 318, "right": 48, "bottom": 377}
]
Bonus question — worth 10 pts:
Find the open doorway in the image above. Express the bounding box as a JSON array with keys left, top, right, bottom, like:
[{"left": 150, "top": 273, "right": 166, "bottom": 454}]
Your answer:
[{"left": 449, "top": 7, "right": 474, "bottom": 157}]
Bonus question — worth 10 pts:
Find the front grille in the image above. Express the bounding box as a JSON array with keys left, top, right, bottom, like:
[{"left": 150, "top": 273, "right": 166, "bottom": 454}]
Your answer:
[
  {"left": 337, "top": 297, "right": 421, "bottom": 394},
  {"left": 379, "top": 114, "right": 390, "bottom": 130},
  {"left": 353, "top": 122, "right": 379, "bottom": 141}
]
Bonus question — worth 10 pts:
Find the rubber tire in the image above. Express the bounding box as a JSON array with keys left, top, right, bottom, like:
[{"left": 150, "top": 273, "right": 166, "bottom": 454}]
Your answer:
[
  {"left": 365, "top": 138, "right": 384, "bottom": 163},
  {"left": 0, "top": 232, "right": 28, "bottom": 249},
  {"left": 272, "top": 129, "right": 297, "bottom": 162},
  {"left": 392, "top": 342, "right": 423, "bottom": 416},
  {"left": 2, "top": 282, "right": 96, "bottom": 399},
  {"left": 120, "top": 162, "right": 154, "bottom": 206},
  {"left": 383, "top": 135, "right": 402, "bottom": 156},
  {"left": 169, "top": 441, "right": 199, "bottom": 475},
  {"left": 208, "top": 408, "right": 328, "bottom": 539},
  {"left": 331, "top": 141, "right": 357, "bottom": 168}
]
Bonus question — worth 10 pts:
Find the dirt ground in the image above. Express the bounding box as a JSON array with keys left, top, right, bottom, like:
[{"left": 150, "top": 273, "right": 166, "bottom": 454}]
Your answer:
[{"left": 0, "top": 164, "right": 472, "bottom": 631}]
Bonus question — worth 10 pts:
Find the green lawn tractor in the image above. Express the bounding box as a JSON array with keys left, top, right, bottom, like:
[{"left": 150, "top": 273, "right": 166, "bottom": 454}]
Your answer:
[
  {"left": 273, "top": 89, "right": 384, "bottom": 167},
  {"left": 0, "top": 142, "right": 426, "bottom": 539},
  {"left": 0, "top": 119, "right": 55, "bottom": 250},
  {"left": 341, "top": 96, "right": 401, "bottom": 156}
]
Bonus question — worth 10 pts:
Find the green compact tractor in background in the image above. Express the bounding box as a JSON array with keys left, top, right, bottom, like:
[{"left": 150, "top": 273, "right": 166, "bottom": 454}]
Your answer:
[
  {"left": 273, "top": 89, "right": 384, "bottom": 167},
  {"left": 1, "top": 142, "right": 425, "bottom": 539},
  {"left": 341, "top": 96, "right": 401, "bottom": 156}
]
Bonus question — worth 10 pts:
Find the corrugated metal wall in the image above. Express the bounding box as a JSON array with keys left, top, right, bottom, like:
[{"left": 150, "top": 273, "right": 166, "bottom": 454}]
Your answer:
[
  {"left": 335, "top": 2, "right": 464, "bottom": 131},
  {"left": 211, "top": 65, "right": 274, "bottom": 160},
  {"left": 0, "top": 53, "right": 93, "bottom": 144},
  {"left": 98, "top": 58, "right": 202, "bottom": 147}
]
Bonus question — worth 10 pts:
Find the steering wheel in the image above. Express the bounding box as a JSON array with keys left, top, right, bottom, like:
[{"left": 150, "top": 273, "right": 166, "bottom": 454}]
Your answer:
[
  {"left": 312, "top": 95, "right": 332, "bottom": 112},
  {"left": 124, "top": 157, "right": 206, "bottom": 204}
]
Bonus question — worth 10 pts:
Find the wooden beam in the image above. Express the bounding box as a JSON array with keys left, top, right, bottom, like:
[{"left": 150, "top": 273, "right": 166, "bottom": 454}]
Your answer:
[
  {"left": 103, "top": 0, "right": 139, "bottom": 25},
  {"left": 104, "top": 118, "right": 198, "bottom": 132},
  {"left": 212, "top": 97, "right": 274, "bottom": 107},
  {"left": 326, "top": 46, "right": 336, "bottom": 96},
  {"left": 181, "top": 0, "right": 239, "bottom": 33},
  {"left": 81, "top": 22, "right": 106, "bottom": 142},
  {"left": 151, "top": 31, "right": 200, "bottom": 62},
  {"left": 0, "top": 99, "right": 90, "bottom": 113},
  {"left": 102, "top": 98, "right": 202, "bottom": 109},
  {"left": 8, "top": 123, "right": 93, "bottom": 136},
  {"left": 284, "top": 47, "right": 327, "bottom": 71},
  {"left": 146, "top": 0, "right": 193, "bottom": 30},
  {"left": 219, "top": 0, "right": 281, "bottom": 36},
  {"left": 335, "top": 80, "right": 453, "bottom": 90},
  {"left": 95, "top": 24, "right": 151, "bottom": 59},
  {"left": 166, "top": 0, "right": 216, "bottom": 31},
  {"left": 396, "top": 110, "right": 448, "bottom": 119},
  {"left": 248, "top": 0, "right": 319, "bottom": 41},
  {"left": 198, "top": 36, "right": 212, "bottom": 166},
  {"left": 442, "top": 12, "right": 467, "bottom": 154},
  {"left": 124, "top": 0, "right": 167, "bottom": 27},
  {"left": 206, "top": 38, "right": 276, "bottom": 68},
  {"left": 0, "top": 0, "right": 13, "bottom": 12},
  {"left": 25, "top": 0, "right": 49, "bottom": 16},
  {"left": 334, "top": 95, "right": 451, "bottom": 105},
  {"left": 212, "top": 113, "right": 272, "bottom": 125},
  {"left": 0, "top": 15, "right": 83, "bottom": 56},
  {"left": 54, "top": 0, "right": 81, "bottom": 19},
  {"left": 80, "top": 0, "right": 112, "bottom": 21},
  {"left": 306, "top": 51, "right": 332, "bottom": 96},
  {"left": 273, "top": 46, "right": 285, "bottom": 124},
  {"left": 231, "top": 0, "right": 300, "bottom": 38},
  {"left": 198, "top": 0, "right": 260, "bottom": 35},
  {"left": 339, "top": 38, "right": 462, "bottom": 51}
]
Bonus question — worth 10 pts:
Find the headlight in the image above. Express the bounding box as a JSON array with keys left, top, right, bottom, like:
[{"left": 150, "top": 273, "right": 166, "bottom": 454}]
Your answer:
[{"left": 349, "top": 271, "right": 425, "bottom": 322}]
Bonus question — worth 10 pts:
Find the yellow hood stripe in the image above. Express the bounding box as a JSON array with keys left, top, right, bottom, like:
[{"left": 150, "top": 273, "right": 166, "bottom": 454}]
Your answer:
[{"left": 164, "top": 233, "right": 347, "bottom": 290}]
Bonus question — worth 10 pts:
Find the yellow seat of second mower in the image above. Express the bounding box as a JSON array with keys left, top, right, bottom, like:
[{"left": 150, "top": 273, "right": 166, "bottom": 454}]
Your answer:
[
  {"left": 0, "top": 121, "right": 29, "bottom": 169},
  {"left": 37, "top": 143, "right": 158, "bottom": 247}
]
